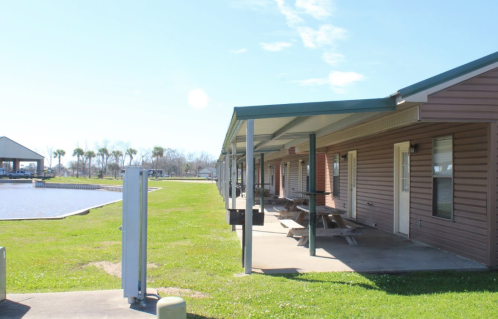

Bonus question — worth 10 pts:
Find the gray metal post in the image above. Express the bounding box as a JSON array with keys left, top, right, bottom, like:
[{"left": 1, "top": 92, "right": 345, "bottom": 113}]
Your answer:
[
  {"left": 224, "top": 157, "right": 229, "bottom": 209},
  {"left": 260, "top": 153, "right": 264, "bottom": 213},
  {"left": 240, "top": 163, "right": 244, "bottom": 195},
  {"left": 309, "top": 133, "right": 317, "bottom": 256},
  {"left": 253, "top": 157, "right": 256, "bottom": 205},
  {"left": 245, "top": 119, "right": 254, "bottom": 274},
  {"left": 231, "top": 142, "right": 237, "bottom": 209}
]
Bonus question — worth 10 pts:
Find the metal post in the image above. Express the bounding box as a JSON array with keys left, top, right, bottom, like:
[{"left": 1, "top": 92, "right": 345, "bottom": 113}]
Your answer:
[
  {"left": 139, "top": 169, "right": 148, "bottom": 304},
  {"left": 260, "top": 153, "right": 264, "bottom": 213},
  {"left": 253, "top": 157, "right": 256, "bottom": 205},
  {"left": 231, "top": 142, "right": 237, "bottom": 209},
  {"left": 245, "top": 119, "right": 254, "bottom": 274},
  {"left": 309, "top": 133, "right": 317, "bottom": 256},
  {"left": 240, "top": 163, "right": 244, "bottom": 196},
  {"left": 225, "top": 156, "right": 230, "bottom": 209}
]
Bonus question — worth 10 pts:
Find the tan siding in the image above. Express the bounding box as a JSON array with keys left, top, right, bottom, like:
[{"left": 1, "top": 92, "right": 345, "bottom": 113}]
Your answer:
[
  {"left": 420, "top": 68, "right": 498, "bottom": 122},
  {"left": 323, "top": 122, "right": 490, "bottom": 264}
]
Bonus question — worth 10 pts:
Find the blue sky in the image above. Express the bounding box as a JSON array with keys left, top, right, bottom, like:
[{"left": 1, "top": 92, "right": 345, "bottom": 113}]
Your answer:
[{"left": 1, "top": 0, "right": 497, "bottom": 164}]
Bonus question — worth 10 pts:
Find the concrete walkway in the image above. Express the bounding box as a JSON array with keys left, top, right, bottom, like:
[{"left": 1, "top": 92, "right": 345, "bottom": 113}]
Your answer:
[
  {"left": 233, "top": 197, "right": 487, "bottom": 273},
  {"left": 0, "top": 289, "right": 158, "bottom": 319}
]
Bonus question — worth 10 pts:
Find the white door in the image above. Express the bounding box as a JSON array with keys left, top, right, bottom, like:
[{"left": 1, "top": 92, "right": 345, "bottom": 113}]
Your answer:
[
  {"left": 348, "top": 151, "right": 357, "bottom": 219},
  {"left": 394, "top": 142, "right": 410, "bottom": 235}
]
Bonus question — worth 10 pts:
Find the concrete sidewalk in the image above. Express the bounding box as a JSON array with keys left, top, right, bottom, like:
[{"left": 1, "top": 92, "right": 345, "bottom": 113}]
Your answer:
[
  {"left": 0, "top": 290, "right": 158, "bottom": 319},
  {"left": 233, "top": 197, "right": 487, "bottom": 273}
]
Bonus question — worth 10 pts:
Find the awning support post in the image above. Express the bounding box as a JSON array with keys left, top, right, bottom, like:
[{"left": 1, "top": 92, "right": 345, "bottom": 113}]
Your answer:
[
  {"left": 231, "top": 142, "right": 237, "bottom": 231},
  {"left": 309, "top": 133, "right": 317, "bottom": 256},
  {"left": 260, "top": 153, "right": 264, "bottom": 213},
  {"left": 244, "top": 119, "right": 254, "bottom": 274}
]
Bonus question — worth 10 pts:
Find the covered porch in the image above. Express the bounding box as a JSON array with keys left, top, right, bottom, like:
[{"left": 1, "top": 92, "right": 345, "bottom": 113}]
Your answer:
[{"left": 233, "top": 197, "right": 486, "bottom": 273}]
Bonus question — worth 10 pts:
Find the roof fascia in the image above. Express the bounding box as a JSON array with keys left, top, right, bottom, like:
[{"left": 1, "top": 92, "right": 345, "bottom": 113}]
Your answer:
[
  {"left": 396, "top": 52, "right": 498, "bottom": 103},
  {"left": 234, "top": 98, "right": 396, "bottom": 120}
]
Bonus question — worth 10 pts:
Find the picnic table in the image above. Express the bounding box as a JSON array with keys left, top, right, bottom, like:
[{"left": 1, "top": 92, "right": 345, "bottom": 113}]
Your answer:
[
  {"left": 254, "top": 187, "right": 271, "bottom": 197},
  {"left": 273, "top": 196, "right": 308, "bottom": 219},
  {"left": 280, "top": 205, "right": 362, "bottom": 246}
]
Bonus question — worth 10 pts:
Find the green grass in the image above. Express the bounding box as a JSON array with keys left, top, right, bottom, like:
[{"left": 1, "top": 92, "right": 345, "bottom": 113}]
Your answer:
[{"left": 1, "top": 178, "right": 498, "bottom": 318}]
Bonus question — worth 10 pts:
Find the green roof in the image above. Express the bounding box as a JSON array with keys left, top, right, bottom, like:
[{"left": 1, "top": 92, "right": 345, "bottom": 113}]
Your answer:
[
  {"left": 234, "top": 97, "right": 396, "bottom": 120},
  {"left": 398, "top": 51, "right": 498, "bottom": 98}
]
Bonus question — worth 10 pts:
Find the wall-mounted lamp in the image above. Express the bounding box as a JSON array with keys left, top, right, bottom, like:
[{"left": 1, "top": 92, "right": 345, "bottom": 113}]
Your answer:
[
  {"left": 409, "top": 144, "right": 418, "bottom": 154},
  {"left": 340, "top": 154, "right": 348, "bottom": 162}
]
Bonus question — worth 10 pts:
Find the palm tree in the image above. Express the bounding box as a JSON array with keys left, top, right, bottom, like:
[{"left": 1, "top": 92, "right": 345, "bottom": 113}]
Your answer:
[
  {"left": 72, "top": 148, "right": 84, "bottom": 178},
  {"left": 111, "top": 150, "right": 123, "bottom": 167},
  {"left": 53, "top": 149, "right": 66, "bottom": 176},
  {"left": 183, "top": 163, "right": 190, "bottom": 177},
  {"left": 126, "top": 148, "right": 137, "bottom": 166},
  {"left": 97, "top": 147, "right": 109, "bottom": 174},
  {"left": 152, "top": 146, "right": 164, "bottom": 178},
  {"left": 85, "top": 151, "right": 96, "bottom": 178}
]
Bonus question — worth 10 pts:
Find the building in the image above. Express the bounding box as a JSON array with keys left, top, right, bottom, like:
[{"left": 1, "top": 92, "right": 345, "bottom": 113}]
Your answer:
[
  {"left": 0, "top": 137, "right": 44, "bottom": 175},
  {"left": 217, "top": 51, "right": 498, "bottom": 269},
  {"left": 199, "top": 167, "right": 217, "bottom": 179}
]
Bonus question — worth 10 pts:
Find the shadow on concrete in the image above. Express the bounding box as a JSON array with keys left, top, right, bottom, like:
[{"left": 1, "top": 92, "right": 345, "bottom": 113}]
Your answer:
[
  {"left": 129, "top": 296, "right": 159, "bottom": 315},
  {"left": 0, "top": 299, "right": 31, "bottom": 319},
  {"left": 269, "top": 270, "right": 498, "bottom": 296}
]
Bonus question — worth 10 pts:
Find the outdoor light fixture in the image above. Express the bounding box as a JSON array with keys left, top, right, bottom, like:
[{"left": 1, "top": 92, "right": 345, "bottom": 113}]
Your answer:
[
  {"left": 340, "top": 154, "right": 348, "bottom": 161},
  {"left": 409, "top": 144, "right": 418, "bottom": 154}
]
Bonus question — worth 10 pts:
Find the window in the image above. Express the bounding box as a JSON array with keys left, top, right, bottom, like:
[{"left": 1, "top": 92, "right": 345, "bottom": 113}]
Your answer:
[
  {"left": 333, "top": 154, "right": 340, "bottom": 197},
  {"left": 432, "top": 136, "right": 453, "bottom": 219}
]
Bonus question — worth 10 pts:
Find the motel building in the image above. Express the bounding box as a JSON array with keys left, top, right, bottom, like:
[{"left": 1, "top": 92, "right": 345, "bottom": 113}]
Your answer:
[{"left": 217, "top": 51, "right": 498, "bottom": 273}]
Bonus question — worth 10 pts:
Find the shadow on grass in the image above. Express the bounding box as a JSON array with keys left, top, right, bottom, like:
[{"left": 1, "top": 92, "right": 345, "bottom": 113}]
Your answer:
[
  {"left": 0, "top": 299, "right": 31, "bottom": 319},
  {"left": 269, "top": 270, "right": 498, "bottom": 296}
]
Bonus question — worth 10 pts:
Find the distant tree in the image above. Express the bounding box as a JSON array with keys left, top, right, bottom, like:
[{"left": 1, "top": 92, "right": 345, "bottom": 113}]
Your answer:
[
  {"left": 111, "top": 150, "right": 123, "bottom": 167},
  {"left": 107, "top": 163, "right": 120, "bottom": 179},
  {"left": 97, "top": 148, "right": 110, "bottom": 174},
  {"left": 183, "top": 163, "right": 190, "bottom": 176},
  {"left": 72, "top": 148, "right": 84, "bottom": 178},
  {"left": 152, "top": 146, "right": 164, "bottom": 179},
  {"left": 126, "top": 148, "right": 137, "bottom": 166},
  {"left": 53, "top": 149, "right": 66, "bottom": 176},
  {"left": 85, "top": 151, "right": 96, "bottom": 178}
]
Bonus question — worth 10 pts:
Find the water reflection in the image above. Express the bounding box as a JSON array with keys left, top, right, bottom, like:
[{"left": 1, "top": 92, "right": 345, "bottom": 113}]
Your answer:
[{"left": 0, "top": 183, "right": 122, "bottom": 220}]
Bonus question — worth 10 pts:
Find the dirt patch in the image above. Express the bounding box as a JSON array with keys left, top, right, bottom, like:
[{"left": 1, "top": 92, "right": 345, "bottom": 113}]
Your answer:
[
  {"left": 157, "top": 287, "right": 209, "bottom": 299},
  {"left": 86, "top": 261, "right": 158, "bottom": 277}
]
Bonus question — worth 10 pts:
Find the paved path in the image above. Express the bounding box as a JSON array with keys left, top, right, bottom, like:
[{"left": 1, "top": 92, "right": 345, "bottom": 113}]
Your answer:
[{"left": 0, "top": 290, "right": 158, "bottom": 319}]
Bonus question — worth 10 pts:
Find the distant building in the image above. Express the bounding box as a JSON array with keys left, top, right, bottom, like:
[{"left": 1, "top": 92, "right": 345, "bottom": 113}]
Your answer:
[
  {"left": 0, "top": 137, "right": 44, "bottom": 174},
  {"left": 198, "top": 167, "right": 216, "bottom": 179}
]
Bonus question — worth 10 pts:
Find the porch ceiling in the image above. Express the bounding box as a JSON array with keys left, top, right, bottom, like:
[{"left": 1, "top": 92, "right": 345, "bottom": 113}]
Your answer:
[{"left": 221, "top": 97, "right": 396, "bottom": 159}]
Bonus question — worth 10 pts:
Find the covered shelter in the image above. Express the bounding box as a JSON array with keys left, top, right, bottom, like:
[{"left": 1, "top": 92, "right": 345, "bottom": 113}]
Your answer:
[
  {"left": 0, "top": 137, "right": 44, "bottom": 175},
  {"left": 218, "top": 51, "right": 498, "bottom": 273}
]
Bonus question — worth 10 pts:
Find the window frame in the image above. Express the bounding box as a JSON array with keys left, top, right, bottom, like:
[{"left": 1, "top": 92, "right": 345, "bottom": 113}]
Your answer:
[
  {"left": 431, "top": 135, "right": 454, "bottom": 221},
  {"left": 333, "top": 154, "right": 340, "bottom": 198}
]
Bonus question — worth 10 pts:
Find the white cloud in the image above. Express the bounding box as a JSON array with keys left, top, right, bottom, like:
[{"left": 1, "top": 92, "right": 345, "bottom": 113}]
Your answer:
[
  {"left": 295, "top": 0, "right": 333, "bottom": 19},
  {"left": 297, "top": 24, "right": 346, "bottom": 48},
  {"left": 322, "top": 50, "right": 344, "bottom": 66},
  {"left": 260, "top": 41, "right": 293, "bottom": 51},
  {"left": 328, "top": 71, "right": 364, "bottom": 86},
  {"left": 230, "top": 48, "right": 247, "bottom": 54},
  {"left": 134, "top": 90, "right": 142, "bottom": 95},
  {"left": 188, "top": 89, "right": 209, "bottom": 109},
  {"left": 274, "top": 0, "right": 304, "bottom": 26},
  {"left": 297, "top": 71, "right": 364, "bottom": 93}
]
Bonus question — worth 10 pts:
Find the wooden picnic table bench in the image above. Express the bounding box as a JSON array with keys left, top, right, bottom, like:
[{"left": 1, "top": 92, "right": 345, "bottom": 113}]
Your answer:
[
  {"left": 273, "top": 196, "right": 308, "bottom": 219},
  {"left": 287, "top": 205, "right": 363, "bottom": 246}
]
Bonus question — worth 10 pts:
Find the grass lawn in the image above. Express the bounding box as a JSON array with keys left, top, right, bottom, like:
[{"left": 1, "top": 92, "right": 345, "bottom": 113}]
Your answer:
[{"left": 1, "top": 178, "right": 498, "bottom": 318}]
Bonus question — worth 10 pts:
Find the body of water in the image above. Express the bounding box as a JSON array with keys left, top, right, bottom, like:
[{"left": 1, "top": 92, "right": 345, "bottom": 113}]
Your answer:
[{"left": 0, "top": 183, "right": 122, "bottom": 220}]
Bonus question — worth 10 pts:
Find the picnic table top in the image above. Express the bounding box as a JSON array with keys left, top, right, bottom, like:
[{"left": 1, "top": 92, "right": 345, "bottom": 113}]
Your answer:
[
  {"left": 285, "top": 196, "right": 308, "bottom": 202},
  {"left": 296, "top": 205, "right": 347, "bottom": 215}
]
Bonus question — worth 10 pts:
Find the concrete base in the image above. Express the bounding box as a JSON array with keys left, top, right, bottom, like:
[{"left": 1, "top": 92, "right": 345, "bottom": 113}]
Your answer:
[
  {"left": 0, "top": 289, "right": 159, "bottom": 319},
  {"left": 233, "top": 197, "right": 487, "bottom": 273}
]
